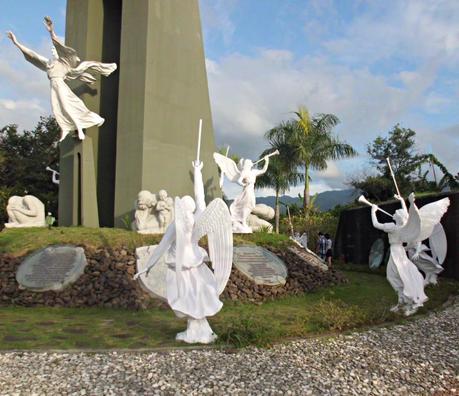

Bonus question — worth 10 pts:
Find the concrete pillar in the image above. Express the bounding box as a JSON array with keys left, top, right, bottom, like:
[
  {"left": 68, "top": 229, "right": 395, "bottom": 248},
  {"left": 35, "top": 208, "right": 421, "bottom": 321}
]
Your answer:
[{"left": 114, "top": 0, "right": 220, "bottom": 227}]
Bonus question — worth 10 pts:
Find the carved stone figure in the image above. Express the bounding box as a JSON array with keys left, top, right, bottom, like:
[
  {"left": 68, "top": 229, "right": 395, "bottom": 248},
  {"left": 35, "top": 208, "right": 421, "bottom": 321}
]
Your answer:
[
  {"left": 156, "top": 190, "right": 174, "bottom": 232},
  {"left": 247, "top": 204, "right": 275, "bottom": 232},
  {"left": 7, "top": 17, "right": 117, "bottom": 141},
  {"left": 5, "top": 195, "right": 46, "bottom": 228},
  {"left": 135, "top": 161, "right": 233, "bottom": 344},
  {"left": 132, "top": 190, "right": 175, "bottom": 234},
  {"left": 369, "top": 193, "right": 448, "bottom": 316},
  {"left": 214, "top": 150, "right": 279, "bottom": 233}
]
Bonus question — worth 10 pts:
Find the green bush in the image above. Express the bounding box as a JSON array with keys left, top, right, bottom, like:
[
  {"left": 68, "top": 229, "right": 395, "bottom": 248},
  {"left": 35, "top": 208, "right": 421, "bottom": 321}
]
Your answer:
[
  {"left": 310, "top": 299, "right": 368, "bottom": 331},
  {"left": 279, "top": 211, "right": 339, "bottom": 251}
]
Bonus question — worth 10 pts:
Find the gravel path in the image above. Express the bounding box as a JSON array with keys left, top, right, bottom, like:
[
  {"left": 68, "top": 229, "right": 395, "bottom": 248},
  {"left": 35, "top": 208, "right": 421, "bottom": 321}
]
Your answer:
[{"left": 0, "top": 300, "right": 458, "bottom": 395}]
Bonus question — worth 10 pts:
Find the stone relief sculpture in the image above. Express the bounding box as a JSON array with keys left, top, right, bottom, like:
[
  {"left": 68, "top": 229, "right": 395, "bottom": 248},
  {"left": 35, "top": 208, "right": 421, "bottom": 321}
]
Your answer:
[
  {"left": 214, "top": 150, "right": 279, "bottom": 233},
  {"left": 132, "top": 190, "right": 175, "bottom": 234},
  {"left": 5, "top": 195, "right": 46, "bottom": 228},
  {"left": 135, "top": 161, "right": 233, "bottom": 344},
  {"left": 7, "top": 16, "right": 117, "bottom": 142}
]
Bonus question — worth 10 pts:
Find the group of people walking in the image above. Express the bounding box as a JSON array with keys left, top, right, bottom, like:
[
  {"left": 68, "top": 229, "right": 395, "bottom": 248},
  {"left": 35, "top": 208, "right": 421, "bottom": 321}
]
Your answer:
[{"left": 317, "top": 232, "right": 333, "bottom": 267}]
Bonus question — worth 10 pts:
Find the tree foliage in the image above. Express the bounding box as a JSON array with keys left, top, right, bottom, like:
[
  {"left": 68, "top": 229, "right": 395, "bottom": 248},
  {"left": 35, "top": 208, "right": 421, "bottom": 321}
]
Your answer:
[
  {"left": 266, "top": 106, "right": 357, "bottom": 213},
  {"left": 352, "top": 124, "right": 458, "bottom": 201},
  {"left": 0, "top": 116, "right": 60, "bottom": 224},
  {"left": 256, "top": 124, "right": 303, "bottom": 233}
]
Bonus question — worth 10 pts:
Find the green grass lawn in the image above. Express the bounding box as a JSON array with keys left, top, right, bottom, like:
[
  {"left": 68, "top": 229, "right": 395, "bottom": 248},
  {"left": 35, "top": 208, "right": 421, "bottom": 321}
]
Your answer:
[
  {"left": 0, "top": 227, "right": 291, "bottom": 257},
  {"left": 0, "top": 271, "right": 457, "bottom": 350}
]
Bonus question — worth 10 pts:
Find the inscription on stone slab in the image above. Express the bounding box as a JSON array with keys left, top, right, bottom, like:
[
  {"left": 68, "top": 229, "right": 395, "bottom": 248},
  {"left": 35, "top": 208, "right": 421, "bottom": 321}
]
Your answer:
[
  {"left": 136, "top": 245, "right": 168, "bottom": 301},
  {"left": 233, "top": 245, "right": 287, "bottom": 286},
  {"left": 16, "top": 245, "right": 87, "bottom": 292}
]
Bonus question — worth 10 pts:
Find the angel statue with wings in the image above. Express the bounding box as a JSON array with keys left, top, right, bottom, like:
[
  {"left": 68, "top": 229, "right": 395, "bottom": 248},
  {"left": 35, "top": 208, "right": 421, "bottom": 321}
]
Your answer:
[
  {"left": 134, "top": 160, "right": 233, "bottom": 344},
  {"left": 369, "top": 193, "right": 448, "bottom": 316},
  {"left": 7, "top": 16, "right": 117, "bottom": 142},
  {"left": 213, "top": 150, "right": 278, "bottom": 233}
]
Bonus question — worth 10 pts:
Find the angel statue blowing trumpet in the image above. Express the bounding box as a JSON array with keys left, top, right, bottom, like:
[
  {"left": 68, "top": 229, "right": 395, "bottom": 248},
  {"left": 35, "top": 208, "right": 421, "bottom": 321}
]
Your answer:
[
  {"left": 135, "top": 126, "right": 233, "bottom": 344},
  {"left": 363, "top": 192, "right": 449, "bottom": 316},
  {"left": 213, "top": 149, "right": 279, "bottom": 233},
  {"left": 7, "top": 16, "right": 117, "bottom": 142}
]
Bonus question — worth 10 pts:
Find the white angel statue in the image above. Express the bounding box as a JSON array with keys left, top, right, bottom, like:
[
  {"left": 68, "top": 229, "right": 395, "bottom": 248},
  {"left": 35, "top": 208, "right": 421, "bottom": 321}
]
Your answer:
[
  {"left": 134, "top": 161, "right": 233, "bottom": 344},
  {"left": 7, "top": 16, "right": 117, "bottom": 142},
  {"left": 370, "top": 193, "right": 428, "bottom": 316},
  {"left": 404, "top": 199, "right": 449, "bottom": 286},
  {"left": 213, "top": 150, "right": 278, "bottom": 233}
]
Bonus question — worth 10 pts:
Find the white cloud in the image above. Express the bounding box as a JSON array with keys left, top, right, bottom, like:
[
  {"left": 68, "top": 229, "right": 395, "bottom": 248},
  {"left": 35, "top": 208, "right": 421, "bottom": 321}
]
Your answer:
[
  {"left": 0, "top": 35, "right": 52, "bottom": 129},
  {"left": 200, "top": 0, "right": 238, "bottom": 45},
  {"left": 323, "top": 0, "right": 459, "bottom": 67}
]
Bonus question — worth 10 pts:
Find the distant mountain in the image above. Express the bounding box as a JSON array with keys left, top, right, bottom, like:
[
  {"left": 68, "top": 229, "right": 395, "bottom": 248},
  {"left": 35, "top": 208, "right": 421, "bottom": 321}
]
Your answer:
[{"left": 255, "top": 189, "right": 359, "bottom": 213}]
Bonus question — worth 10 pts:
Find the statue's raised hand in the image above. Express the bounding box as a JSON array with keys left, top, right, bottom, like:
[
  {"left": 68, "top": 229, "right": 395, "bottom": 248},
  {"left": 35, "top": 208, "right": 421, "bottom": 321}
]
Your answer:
[
  {"left": 43, "top": 16, "right": 53, "bottom": 32},
  {"left": 6, "top": 31, "right": 17, "bottom": 44},
  {"left": 192, "top": 160, "right": 203, "bottom": 170}
]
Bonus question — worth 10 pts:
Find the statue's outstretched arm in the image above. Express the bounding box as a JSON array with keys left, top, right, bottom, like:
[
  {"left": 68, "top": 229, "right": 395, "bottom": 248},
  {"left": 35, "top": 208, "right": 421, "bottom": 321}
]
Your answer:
[
  {"left": 371, "top": 205, "right": 395, "bottom": 233},
  {"left": 7, "top": 31, "right": 48, "bottom": 71},
  {"left": 193, "top": 161, "right": 206, "bottom": 216},
  {"left": 44, "top": 16, "right": 59, "bottom": 42},
  {"left": 254, "top": 156, "right": 270, "bottom": 176},
  {"left": 394, "top": 194, "right": 407, "bottom": 214}
]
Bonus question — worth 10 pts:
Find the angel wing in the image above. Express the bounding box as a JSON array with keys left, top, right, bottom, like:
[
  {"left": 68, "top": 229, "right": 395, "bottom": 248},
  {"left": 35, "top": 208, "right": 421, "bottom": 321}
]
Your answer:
[
  {"left": 417, "top": 198, "right": 450, "bottom": 243},
  {"left": 397, "top": 198, "right": 421, "bottom": 244},
  {"left": 429, "top": 222, "right": 447, "bottom": 265},
  {"left": 192, "top": 198, "right": 233, "bottom": 295},
  {"left": 213, "top": 153, "right": 241, "bottom": 183}
]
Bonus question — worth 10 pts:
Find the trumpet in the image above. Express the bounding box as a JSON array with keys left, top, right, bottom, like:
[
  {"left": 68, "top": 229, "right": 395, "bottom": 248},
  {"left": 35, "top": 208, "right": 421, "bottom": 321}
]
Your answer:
[
  {"left": 358, "top": 195, "right": 393, "bottom": 218},
  {"left": 253, "top": 149, "right": 280, "bottom": 165}
]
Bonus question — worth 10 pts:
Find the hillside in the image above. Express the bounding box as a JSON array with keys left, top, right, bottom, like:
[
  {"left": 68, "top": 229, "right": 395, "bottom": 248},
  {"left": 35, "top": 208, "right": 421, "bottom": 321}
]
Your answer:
[{"left": 255, "top": 188, "right": 359, "bottom": 212}]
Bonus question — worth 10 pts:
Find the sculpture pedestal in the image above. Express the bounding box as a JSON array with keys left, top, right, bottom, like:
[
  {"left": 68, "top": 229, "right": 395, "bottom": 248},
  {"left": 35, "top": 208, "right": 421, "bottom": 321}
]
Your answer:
[{"left": 58, "top": 135, "right": 99, "bottom": 227}]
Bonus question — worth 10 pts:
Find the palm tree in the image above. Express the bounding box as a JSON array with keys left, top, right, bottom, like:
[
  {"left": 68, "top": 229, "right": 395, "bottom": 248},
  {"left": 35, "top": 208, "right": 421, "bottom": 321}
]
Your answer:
[
  {"left": 256, "top": 125, "right": 304, "bottom": 233},
  {"left": 267, "top": 106, "right": 357, "bottom": 213}
]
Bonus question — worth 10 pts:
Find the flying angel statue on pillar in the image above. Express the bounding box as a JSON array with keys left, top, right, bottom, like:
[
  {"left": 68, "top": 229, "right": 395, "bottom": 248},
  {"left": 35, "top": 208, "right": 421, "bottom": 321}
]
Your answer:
[
  {"left": 135, "top": 122, "right": 233, "bottom": 344},
  {"left": 7, "top": 16, "right": 117, "bottom": 142}
]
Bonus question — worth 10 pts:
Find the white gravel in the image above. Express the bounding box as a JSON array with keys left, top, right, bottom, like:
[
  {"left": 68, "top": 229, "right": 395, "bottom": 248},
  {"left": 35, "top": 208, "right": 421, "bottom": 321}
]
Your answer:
[{"left": 0, "top": 300, "right": 458, "bottom": 395}]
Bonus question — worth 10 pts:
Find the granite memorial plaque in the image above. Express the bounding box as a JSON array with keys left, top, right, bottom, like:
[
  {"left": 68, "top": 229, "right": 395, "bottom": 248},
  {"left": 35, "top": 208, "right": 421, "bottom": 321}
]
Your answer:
[
  {"left": 233, "top": 245, "right": 288, "bottom": 286},
  {"left": 135, "top": 245, "right": 168, "bottom": 301},
  {"left": 16, "top": 245, "right": 87, "bottom": 292}
]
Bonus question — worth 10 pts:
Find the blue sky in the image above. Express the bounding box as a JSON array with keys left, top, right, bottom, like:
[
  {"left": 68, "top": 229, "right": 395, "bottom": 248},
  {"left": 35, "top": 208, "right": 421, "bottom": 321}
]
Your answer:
[{"left": 1, "top": 0, "right": 458, "bottom": 198}]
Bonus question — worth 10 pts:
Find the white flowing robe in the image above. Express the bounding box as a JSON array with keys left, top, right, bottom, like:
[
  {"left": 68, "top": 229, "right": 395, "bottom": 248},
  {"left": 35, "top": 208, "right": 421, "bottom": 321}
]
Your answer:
[
  {"left": 15, "top": 38, "right": 116, "bottom": 139},
  {"left": 372, "top": 215, "right": 427, "bottom": 306}
]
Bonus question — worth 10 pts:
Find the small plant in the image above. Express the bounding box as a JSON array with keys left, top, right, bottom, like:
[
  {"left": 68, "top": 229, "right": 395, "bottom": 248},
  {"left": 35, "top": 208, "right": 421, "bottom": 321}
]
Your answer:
[
  {"left": 310, "top": 298, "right": 368, "bottom": 331},
  {"left": 120, "top": 213, "right": 132, "bottom": 230},
  {"left": 217, "top": 314, "right": 277, "bottom": 348}
]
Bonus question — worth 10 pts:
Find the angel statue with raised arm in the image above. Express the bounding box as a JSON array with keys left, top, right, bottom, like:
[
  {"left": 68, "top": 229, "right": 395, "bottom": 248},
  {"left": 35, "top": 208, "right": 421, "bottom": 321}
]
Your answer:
[
  {"left": 370, "top": 193, "right": 429, "bottom": 316},
  {"left": 213, "top": 150, "right": 279, "bottom": 233},
  {"left": 134, "top": 160, "right": 233, "bottom": 344},
  {"left": 7, "top": 16, "right": 117, "bottom": 142}
]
